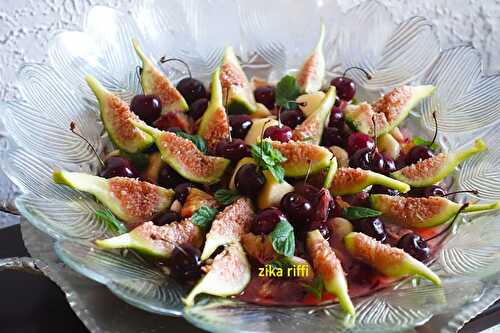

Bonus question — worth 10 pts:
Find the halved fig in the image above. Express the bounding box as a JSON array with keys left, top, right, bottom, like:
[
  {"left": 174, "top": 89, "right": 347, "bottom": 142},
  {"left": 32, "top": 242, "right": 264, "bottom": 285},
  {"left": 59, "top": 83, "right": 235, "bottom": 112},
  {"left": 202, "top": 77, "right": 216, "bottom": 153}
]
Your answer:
[{"left": 330, "top": 167, "right": 410, "bottom": 195}]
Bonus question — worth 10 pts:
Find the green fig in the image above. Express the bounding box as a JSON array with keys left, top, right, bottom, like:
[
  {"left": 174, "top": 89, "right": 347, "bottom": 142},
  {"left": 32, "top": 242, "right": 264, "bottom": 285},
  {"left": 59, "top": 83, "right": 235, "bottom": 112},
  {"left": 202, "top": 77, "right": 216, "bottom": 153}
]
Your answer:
[
  {"left": 344, "top": 232, "right": 441, "bottom": 285},
  {"left": 370, "top": 194, "right": 500, "bottom": 228},
  {"left": 130, "top": 118, "right": 230, "bottom": 184},
  {"left": 132, "top": 39, "right": 188, "bottom": 114},
  {"left": 330, "top": 167, "right": 410, "bottom": 195},
  {"left": 85, "top": 75, "right": 154, "bottom": 153},
  {"left": 53, "top": 171, "right": 174, "bottom": 224},
  {"left": 391, "top": 139, "right": 487, "bottom": 187}
]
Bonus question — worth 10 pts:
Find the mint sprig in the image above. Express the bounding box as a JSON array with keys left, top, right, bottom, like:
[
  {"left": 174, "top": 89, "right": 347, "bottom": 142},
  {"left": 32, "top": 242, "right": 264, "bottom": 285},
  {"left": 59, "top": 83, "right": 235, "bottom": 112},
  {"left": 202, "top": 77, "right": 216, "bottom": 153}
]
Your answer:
[
  {"left": 275, "top": 75, "right": 301, "bottom": 109},
  {"left": 214, "top": 189, "right": 240, "bottom": 205},
  {"left": 95, "top": 210, "right": 127, "bottom": 234},
  {"left": 342, "top": 206, "right": 382, "bottom": 220},
  {"left": 250, "top": 140, "right": 287, "bottom": 183},
  {"left": 270, "top": 217, "right": 295, "bottom": 257},
  {"left": 191, "top": 205, "right": 218, "bottom": 230},
  {"left": 413, "top": 136, "right": 438, "bottom": 150},
  {"left": 173, "top": 130, "right": 208, "bottom": 154}
]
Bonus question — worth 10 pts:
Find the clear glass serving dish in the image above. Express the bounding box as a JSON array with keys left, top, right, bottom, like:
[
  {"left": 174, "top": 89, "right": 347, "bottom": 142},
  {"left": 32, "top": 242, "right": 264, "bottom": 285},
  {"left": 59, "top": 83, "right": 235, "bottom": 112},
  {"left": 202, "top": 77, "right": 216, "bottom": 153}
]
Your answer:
[{"left": 2, "top": 1, "right": 500, "bottom": 332}]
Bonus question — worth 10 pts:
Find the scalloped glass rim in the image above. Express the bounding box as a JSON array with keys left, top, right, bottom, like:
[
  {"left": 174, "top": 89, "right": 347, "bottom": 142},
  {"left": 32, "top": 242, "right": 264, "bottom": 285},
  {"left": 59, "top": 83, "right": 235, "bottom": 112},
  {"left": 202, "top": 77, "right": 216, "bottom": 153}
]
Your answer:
[{"left": 2, "top": 1, "right": 500, "bottom": 332}]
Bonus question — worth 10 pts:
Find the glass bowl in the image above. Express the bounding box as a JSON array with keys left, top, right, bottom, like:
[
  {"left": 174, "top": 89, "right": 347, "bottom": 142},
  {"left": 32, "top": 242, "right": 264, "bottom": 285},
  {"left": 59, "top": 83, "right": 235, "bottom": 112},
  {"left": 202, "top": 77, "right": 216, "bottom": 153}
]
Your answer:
[{"left": 2, "top": 1, "right": 500, "bottom": 332}]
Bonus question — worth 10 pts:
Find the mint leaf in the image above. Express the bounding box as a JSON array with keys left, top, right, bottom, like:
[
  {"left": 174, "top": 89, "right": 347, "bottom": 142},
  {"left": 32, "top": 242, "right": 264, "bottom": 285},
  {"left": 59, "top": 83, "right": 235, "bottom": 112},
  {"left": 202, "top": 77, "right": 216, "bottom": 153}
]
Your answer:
[
  {"left": 413, "top": 136, "right": 438, "bottom": 150},
  {"left": 95, "top": 210, "right": 127, "bottom": 234},
  {"left": 275, "top": 75, "right": 301, "bottom": 109},
  {"left": 270, "top": 256, "right": 294, "bottom": 270},
  {"left": 270, "top": 217, "right": 295, "bottom": 257},
  {"left": 174, "top": 131, "right": 208, "bottom": 154},
  {"left": 302, "top": 277, "right": 324, "bottom": 300},
  {"left": 214, "top": 189, "right": 240, "bottom": 205},
  {"left": 191, "top": 205, "right": 218, "bottom": 230},
  {"left": 250, "top": 140, "right": 287, "bottom": 183},
  {"left": 342, "top": 206, "right": 382, "bottom": 220}
]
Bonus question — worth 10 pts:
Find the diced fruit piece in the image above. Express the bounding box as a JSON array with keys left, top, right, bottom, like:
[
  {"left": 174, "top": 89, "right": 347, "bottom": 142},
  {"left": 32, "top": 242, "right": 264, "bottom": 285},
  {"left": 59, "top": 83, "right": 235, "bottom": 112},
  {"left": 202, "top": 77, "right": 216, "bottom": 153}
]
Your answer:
[
  {"left": 328, "top": 217, "right": 353, "bottom": 242},
  {"left": 344, "top": 232, "right": 441, "bottom": 285},
  {"left": 296, "top": 21, "right": 326, "bottom": 93},
  {"left": 132, "top": 39, "right": 188, "bottom": 114},
  {"left": 252, "top": 103, "right": 272, "bottom": 118},
  {"left": 53, "top": 171, "right": 174, "bottom": 224},
  {"left": 270, "top": 140, "right": 333, "bottom": 177},
  {"left": 329, "top": 146, "right": 349, "bottom": 168},
  {"left": 201, "top": 198, "right": 255, "bottom": 260},
  {"left": 181, "top": 188, "right": 219, "bottom": 218},
  {"left": 292, "top": 86, "right": 336, "bottom": 145},
  {"left": 241, "top": 233, "right": 277, "bottom": 264},
  {"left": 296, "top": 91, "right": 326, "bottom": 117},
  {"left": 370, "top": 194, "right": 500, "bottom": 228},
  {"left": 229, "top": 157, "right": 257, "bottom": 190},
  {"left": 220, "top": 46, "right": 257, "bottom": 114},
  {"left": 85, "top": 75, "right": 154, "bottom": 153},
  {"left": 235, "top": 164, "right": 266, "bottom": 197},
  {"left": 391, "top": 139, "right": 487, "bottom": 187},
  {"left": 142, "top": 152, "right": 163, "bottom": 184},
  {"left": 344, "top": 85, "right": 436, "bottom": 136},
  {"left": 244, "top": 118, "right": 279, "bottom": 146},
  {"left": 130, "top": 119, "right": 230, "bottom": 184},
  {"left": 184, "top": 242, "right": 251, "bottom": 306},
  {"left": 254, "top": 86, "right": 275, "bottom": 110},
  {"left": 95, "top": 220, "right": 202, "bottom": 258},
  {"left": 306, "top": 230, "right": 355, "bottom": 315},
  {"left": 197, "top": 68, "right": 230, "bottom": 151},
  {"left": 258, "top": 171, "right": 294, "bottom": 209},
  {"left": 377, "top": 133, "right": 401, "bottom": 160},
  {"left": 330, "top": 168, "right": 410, "bottom": 195}
]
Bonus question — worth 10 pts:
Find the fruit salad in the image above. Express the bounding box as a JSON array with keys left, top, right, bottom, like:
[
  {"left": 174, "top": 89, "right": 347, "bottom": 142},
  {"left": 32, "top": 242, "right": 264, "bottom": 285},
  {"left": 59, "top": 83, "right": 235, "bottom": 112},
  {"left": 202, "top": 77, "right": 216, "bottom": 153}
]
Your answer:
[{"left": 52, "top": 24, "right": 500, "bottom": 315}]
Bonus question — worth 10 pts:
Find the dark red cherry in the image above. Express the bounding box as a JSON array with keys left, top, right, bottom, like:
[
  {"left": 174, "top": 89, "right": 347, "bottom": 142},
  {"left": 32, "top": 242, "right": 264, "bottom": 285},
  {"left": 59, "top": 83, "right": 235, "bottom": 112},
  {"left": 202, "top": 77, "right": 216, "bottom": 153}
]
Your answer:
[
  {"left": 330, "top": 76, "right": 356, "bottom": 101},
  {"left": 100, "top": 156, "right": 139, "bottom": 179},
  {"left": 280, "top": 192, "right": 313, "bottom": 228},
  {"left": 263, "top": 125, "right": 292, "bottom": 143},
  {"left": 254, "top": 86, "right": 275, "bottom": 109},
  {"left": 176, "top": 78, "right": 207, "bottom": 105},
  {"left": 188, "top": 98, "right": 209, "bottom": 120},
  {"left": 295, "top": 184, "right": 321, "bottom": 206},
  {"left": 153, "top": 211, "right": 181, "bottom": 226},
  {"left": 153, "top": 111, "right": 192, "bottom": 133},
  {"left": 308, "top": 189, "right": 332, "bottom": 230},
  {"left": 318, "top": 223, "right": 331, "bottom": 240},
  {"left": 321, "top": 127, "right": 345, "bottom": 147},
  {"left": 346, "top": 133, "right": 375, "bottom": 155},
  {"left": 158, "top": 165, "right": 184, "bottom": 189},
  {"left": 370, "top": 151, "right": 386, "bottom": 174},
  {"left": 234, "top": 164, "right": 266, "bottom": 197},
  {"left": 422, "top": 185, "right": 447, "bottom": 197},
  {"left": 251, "top": 208, "right": 285, "bottom": 235},
  {"left": 215, "top": 139, "right": 250, "bottom": 163},
  {"left": 352, "top": 217, "right": 387, "bottom": 242},
  {"left": 130, "top": 94, "right": 162, "bottom": 125},
  {"left": 280, "top": 109, "right": 305, "bottom": 129},
  {"left": 328, "top": 106, "right": 344, "bottom": 127},
  {"left": 229, "top": 115, "right": 253, "bottom": 139},
  {"left": 342, "top": 191, "right": 370, "bottom": 207},
  {"left": 349, "top": 148, "right": 373, "bottom": 170},
  {"left": 383, "top": 157, "right": 397, "bottom": 174},
  {"left": 406, "top": 145, "right": 434, "bottom": 165},
  {"left": 397, "top": 233, "right": 430, "bottom": 261},
  {"left": 370, "top": 185, "right": 399, "bottom": 196},
  {"left": 174, "top": 182, "right": 196, "bottom": 204},
  {"left": 169, "top": 244, "right": 202, "bottom": 281}
]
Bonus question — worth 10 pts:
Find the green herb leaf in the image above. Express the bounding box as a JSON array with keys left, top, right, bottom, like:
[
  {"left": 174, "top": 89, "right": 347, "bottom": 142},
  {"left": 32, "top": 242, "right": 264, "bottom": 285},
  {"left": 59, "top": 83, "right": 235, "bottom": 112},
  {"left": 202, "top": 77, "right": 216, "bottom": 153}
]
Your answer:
[
  {"left": 173, "top": 131, "right": 208, "bottom": 154},
  {"left": 413, "top": 136, "right": 439, "bottom": 150},
  {"left": 191, "top": 205, "right": 218, "bottom": 230},
  {"left": 119, "top": 152, "right": 150, "bottom": 171},
  {"left": 214, "top": 189, "right": 240, "bottom": 205},
  {"left": 250, "top": 140, "right": 287, "bottom": 183},
  {"left": 302, "top": 277, "right": 324, "bottom": 300},
  {"left": 270, "top": 217, "right": 295, "bottom": 257},
  {"left": 269, "top": 256, "right": 294, "bottom": 270},
  {"left": 275, "top": 75, "right": 301, "bottom": 109},
  {"left": 95, "top": 210, "right": 127, "bottom": 234},
  {"left": 342, "top": 206, "right": 382, "bottom": 220}
]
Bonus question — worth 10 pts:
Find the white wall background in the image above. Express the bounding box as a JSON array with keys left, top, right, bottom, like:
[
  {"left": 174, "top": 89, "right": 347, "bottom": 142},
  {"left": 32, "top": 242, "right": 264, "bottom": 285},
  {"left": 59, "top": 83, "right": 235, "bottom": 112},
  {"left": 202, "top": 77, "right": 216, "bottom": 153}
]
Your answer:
[{"left": 0, "top": 0, "right": 499, "bottom": 227}]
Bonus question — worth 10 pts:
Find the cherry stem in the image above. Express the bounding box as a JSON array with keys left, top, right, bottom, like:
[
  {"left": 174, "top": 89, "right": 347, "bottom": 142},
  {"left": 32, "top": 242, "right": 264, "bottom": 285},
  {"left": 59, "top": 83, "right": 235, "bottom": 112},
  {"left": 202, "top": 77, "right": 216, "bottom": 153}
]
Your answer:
[
  {"left": 159, "top": 57, "right": 192, "bottom": 78},
  {"left": 425, "top": 203, "right": 469, "bottom": 242},
  {"left": 70, "top": 122, "right": 104, "bottom": 167},
  {"left": 430, "top": 111, "right": 438, "bottom": 146},
  {"left": 304, "top": 160, "right": 313, "bottom": 186},
  {"left": 343, "top": 66, "right": 372, "bottom": 80},
  {"left": 443, "top": 189, "right": 479, "bottom": 197}
]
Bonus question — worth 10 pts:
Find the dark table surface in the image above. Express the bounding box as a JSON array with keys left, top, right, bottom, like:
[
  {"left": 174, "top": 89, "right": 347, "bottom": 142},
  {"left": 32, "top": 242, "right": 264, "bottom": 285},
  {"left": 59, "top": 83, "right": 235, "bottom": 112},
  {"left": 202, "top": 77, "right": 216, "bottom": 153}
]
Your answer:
[{"left": 1, "top": 224, "right": 499, "bottom": 333}]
